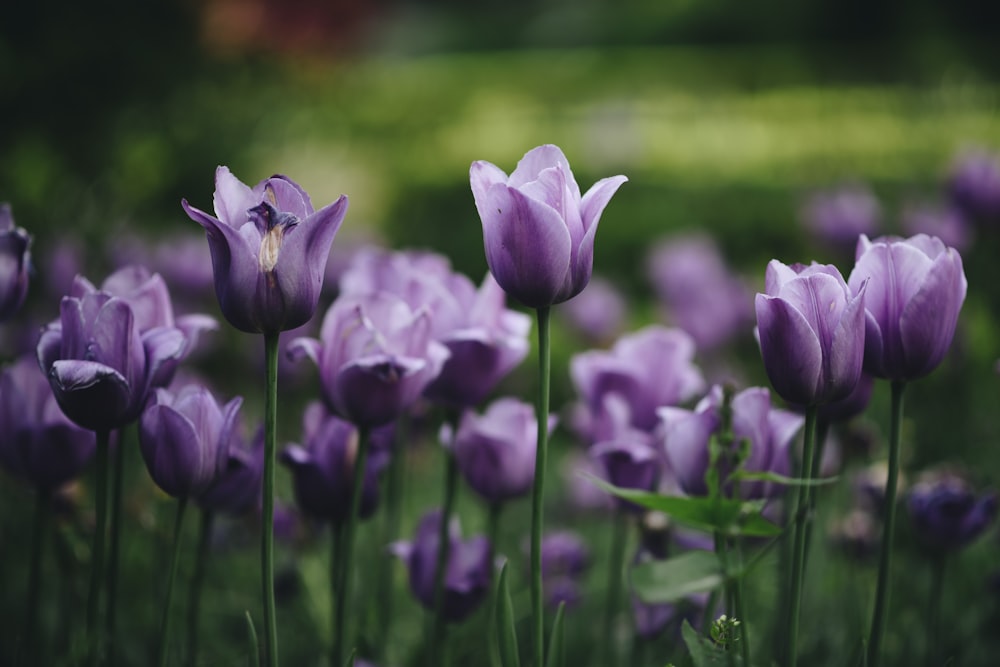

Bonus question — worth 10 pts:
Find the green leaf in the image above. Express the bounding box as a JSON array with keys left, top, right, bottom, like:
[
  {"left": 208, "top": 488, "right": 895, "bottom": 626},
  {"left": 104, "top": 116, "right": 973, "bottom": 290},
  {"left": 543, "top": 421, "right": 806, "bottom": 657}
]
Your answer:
[
  {"left": 630, "top": 551, "right": 725, "bottom": 604},
  {"left": 544, "top": 601, "right": 566, "bottom": 667},
  {"left": 496, "top": 563, "right": 521, "bottom": 667},
  {"left": 244, "top": 611, "right": 260, "bottom": 667},
  {"left": 728, "top": 469, "right": 839, "bottom": 487},
  {"left": 681, "top": 620, "right": 731, "bottom": 667}
]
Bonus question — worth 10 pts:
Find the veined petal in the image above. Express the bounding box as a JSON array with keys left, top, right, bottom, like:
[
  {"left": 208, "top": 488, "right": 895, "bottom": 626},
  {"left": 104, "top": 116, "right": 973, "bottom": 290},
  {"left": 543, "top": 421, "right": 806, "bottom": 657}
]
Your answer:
[
  {"left": 470, "top": 161, "right": 510, "bottom": 223},
  {"left": 140, "top": 403, "right": 203, "bottom": 497},
  {"left": 509, "top": 145, "right": 580, "bottom": 202},
  {"left": 334, "top": 355, "right": 428, "bottom": 427},
  {"left": 212, "top": 166, "right": 256, "bottom": 228},
  {"left": 49, "top": 360, "right": 132, "bottom": 431},
  {"left": 825, "top": 283, "right": 867, "bottom": 401},
  {"left": 659, "top": 406, "right": 714, "bottom": 496},
  {"left": 756, "top": 293, "right": 823, "bottom": 405},
  {"left": 262, "top": 175, "right": 313, "bottom": 218},
  {"left": 899, "top": 249, "right": 967, "bottom": 379},
  {"left": 580, "top": 175, "right": 628, "bottom": 235}
]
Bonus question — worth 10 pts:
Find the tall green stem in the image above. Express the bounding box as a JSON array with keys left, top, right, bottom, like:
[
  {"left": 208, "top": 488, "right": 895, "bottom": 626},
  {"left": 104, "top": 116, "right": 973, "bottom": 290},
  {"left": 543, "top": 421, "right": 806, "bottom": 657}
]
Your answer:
[
  {"left": 262, "top": 331, "right": 280, "bottom": 667},
  {"left": 331, "top": 522, "right": 343, "bottom": 667},
  {"left": 106, "top": 430, "right": 126, "bottom": 666},
  {"left": 867, "top": 380, "right": 906, "bottom": 667},
  {"left": 531, "top": 306, "right": 552, "bottom": 667},
  {"left": 334, "top": 425, "right": 371, "bottom": 667},
  {"left": 786, "top": 405, "right": 818, "bottom": 667},
  {"left": 601, "top": 513, "right": 628, "bottom": 667},
  {"left": 376, "top": 420, "right": 407, "bottom": 662},
  {"left": 23, "top": 491, "right": 51, "bottom": 664},
  {"left": 158, "top": 498, "right": 188, "bottom": 667},
  {"left": 187, "top": 509, "right": 214, "bottom": 667},
  {"left": 429, "top": 445, "right": 459, "bottom": 667},
  {"left": 732, "top": 538, "right": 751, "bottom": 667},
  {"left": 924, "top": 554, "right": 946, "bottom": 667},
  {"left": 88, "top": 429, "right": 111, "bottom": 667}
]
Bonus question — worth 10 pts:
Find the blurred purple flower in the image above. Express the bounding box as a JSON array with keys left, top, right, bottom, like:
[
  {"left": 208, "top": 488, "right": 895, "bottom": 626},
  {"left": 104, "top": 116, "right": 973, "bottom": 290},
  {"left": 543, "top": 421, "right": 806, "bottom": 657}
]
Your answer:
[
  {"left": 756, "top": 260, "right": 867, "bottom": 406},
  {"left": 848, "top": 234, "right": 967, "bottom": 381},
  {"left": 571, "top": 325, "right": 704, "bottom": 444},
  {"left": 853, "top": 461, "right": 902, "bottom": 516},
  {"left": 907, "top": 469, "right": 997, "bottom": 553},
  {"left": 815, "top": 372, "right": 874, "bottom": 424},
  {"left": 450, "top": 398, "right": 553, "bottom": 505},
  {"left": 901, "top": 204, "right": 971, "bottom": 253},
  {"left": 947, "top": 148, "right": 1000, "bottom": 222},
  {"left": 540, "top": 531, "right": 590, "bottom": 610},
  {"left": 0, "top": 355, "right": 96, "bottom": 492},
  {"left": 561, "top": 451, "right": 615, "bottom": 513},
  {"left": 182, "top": 167, "right": 348, "bottom": 334},
  {"left": 646, "top": 234, "right": 752, "bottom": 351},
  {"left": 630, "top": 547, "right": 709, "bottom": 639},
  {"left": 391, "top": 510, "right": 493, "bottom": 623},
  {"left": 591, "top": 431, "right": 660, "bottom": 513},
  {"left": 659, "top": 385, "right": 803, "bottom": 499},
  {"left": 289, "top": 291, "right": 449, "bottom": 427},
  {"left": 138, "top": 383, "right": 242, "bottom": 499},
  {"left": 470, "top": 144, "right": 627, "bottom": 308},
  {"left": 280, "top": 402, "right": 392, "bottom": 524},
  {"left": 557, "top": 275, "right": 627, "bottom": 343},
  {"left": 0, "top": 203, "right": 31, "bottom": 321},
  {"left": 800, "top": 183, "right": 881, "bottom": 248}
]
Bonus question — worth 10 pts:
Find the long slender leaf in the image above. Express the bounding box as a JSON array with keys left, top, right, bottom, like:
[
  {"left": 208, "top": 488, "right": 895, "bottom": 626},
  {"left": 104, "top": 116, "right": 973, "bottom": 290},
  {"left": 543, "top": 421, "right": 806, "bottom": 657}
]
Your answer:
[
  {"left": 728, "top": 469, "right": 839, "bottom": 487},
  {"left": 544, "top": 602, "right": 565, "bottom": 667},
  {"left": 631, "top": 551, "right": 726, "bottom": 604},
  {"left": 496, "top": 563, "right": 521, "bottom": 667},
  {"left": 244, "top": 611, "right": 260, "bottom": 667}
]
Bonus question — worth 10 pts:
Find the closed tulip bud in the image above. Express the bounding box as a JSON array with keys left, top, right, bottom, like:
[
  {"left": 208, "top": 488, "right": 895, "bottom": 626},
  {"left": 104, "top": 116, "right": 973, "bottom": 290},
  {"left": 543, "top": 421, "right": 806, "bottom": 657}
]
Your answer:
[
  {"left": 470, "top": 144, "right": 627, "bottom": 308},
  {"left": 848, "top": 234, "right": 967, "bottom": 381},
  {"left": 756, "top": 260, "right": 867, "bottom": 406},
  {"left": 182, "top": 167, "right": 348, "bottom": 334},
  {"left": 138, "top": 384, "right": 243, "bottom": 499},
  {"left": 0, "top": 203, "right": 31, "bottom": 321}
]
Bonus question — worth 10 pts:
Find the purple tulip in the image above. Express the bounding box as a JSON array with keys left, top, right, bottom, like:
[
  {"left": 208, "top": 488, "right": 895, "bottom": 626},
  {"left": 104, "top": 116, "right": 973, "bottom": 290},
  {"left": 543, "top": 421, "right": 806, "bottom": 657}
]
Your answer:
[
  {"left": 756, "top": 260, "right": 867, "bottom": 406},
  {"left": 289, "top": 291, "right": 449, "bottom": 427},
  {"left": 0, "top": 355, "right": 96, "bottom": 492},
  {"left": 659, "top": 385, "right": 803, "bottom": 499},
  {"left": 197, "top": 424, "right": 264, "bottom": 516},
  {"left": 646, "top": 234, "right": 752, "bottom": 351},
  {"left": 947, "top": 149, "right": 1000, "bottom": 222},
  {"left": 390, "top": 510, "right": 493, "bottom": 623},
  {"left": 847, "top": 234, "right": 967, "bottom": 381},
  {"left": 138, "top": 383, "right": 243, "bottom": 499},
  {"left": 470, "top": 144, "right": 627, "bottom": 308},
  {"left": 907, "top": 469, "right": 997, "bottom": 552},
  {"left": 450, "top": 398, "right": 551, "bottom": 504},
  {"left": 540, "top": 531, "right": 590, "bottom": 609},
  {"left": 557, "top": 275, "right": 627, "bottom": 343},
  {"left": 591, "top": 432, "right": 660, "bottom": 512},
  {"left": 182, "top": 167, "right": 349, "bottom": 334},
  {"left": 0, "top": 203, "right": 31, "bottom": 321},
  {"left": 817, "top": 372, "right": 874, "bottom": 424},
  {"left": 901, "top": 204, "right": 971, "bottom": 253},
  {"left": 571, "top": 325, "right": 704, "bottom": 443},
  {"left": 799, "top": 183, "right": 882, "bottom": 248},
  {"left": 36, "top": 281, "right": 189, "bottom": 431},
  {"left": 280, "top": 402, "right": 392, "bottom": 523}
]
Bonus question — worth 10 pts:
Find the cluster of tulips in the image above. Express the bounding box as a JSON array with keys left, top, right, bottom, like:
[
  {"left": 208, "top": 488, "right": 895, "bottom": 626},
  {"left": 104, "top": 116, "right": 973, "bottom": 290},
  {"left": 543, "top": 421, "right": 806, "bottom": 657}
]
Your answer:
[{"left": 0, "top": 143, "right": 996, "bottom": 667}]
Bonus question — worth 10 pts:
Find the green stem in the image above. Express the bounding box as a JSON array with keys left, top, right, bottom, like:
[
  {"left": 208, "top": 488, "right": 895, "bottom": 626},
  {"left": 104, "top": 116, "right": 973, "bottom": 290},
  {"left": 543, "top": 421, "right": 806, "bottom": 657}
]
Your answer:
[
  {"left": 867, "top": 381, "right": 905, "bottom": 667},
  {"left": 331, "top": 522, "right": 343, "bottom": 667},
  {"left": 801, "top": 421, "right": 830, "bottom": 574},
  {"left": 429, "top": 445, "right": 459, "bottom": 667},
  {"left": 88, "top": 429, "right": 111, "bottom": 667},
  {"left": 531, "top": 306, "right": 552, "bottom": 667},
  {"left": 786, "top": 405, "right": 818, "bottom": 667},
  {"left": 925, "top": 554, "right": 946, "bottom": 667},
  {"left": 732, "top": 538, "right": 751, "bottom": 667},
  {"left": 187, "top": 510, "right": 214, "bottom": 667},
  {"left": 601, "top": 513, "right": 628, "bottom": 667},
  {"left": 487, "top": 503, "right": 503, "bottom": 667},
  {"left": 106, "top": 430, "right": 126, "bottom": 666},
  {"left": 334, "top": 425, "right": 371, "bottom": 667},
  {"left": 158, "top": 498, "right": 188, "bottom": 667},
  {"left": 262, "top": 331, "right": 280, "bottom": 667},
  {"left": 23, "top": 491, "right": 51, "bottom": 664},
  {"left": 375, "top": 420, "right": 407, "bottom": 663}
]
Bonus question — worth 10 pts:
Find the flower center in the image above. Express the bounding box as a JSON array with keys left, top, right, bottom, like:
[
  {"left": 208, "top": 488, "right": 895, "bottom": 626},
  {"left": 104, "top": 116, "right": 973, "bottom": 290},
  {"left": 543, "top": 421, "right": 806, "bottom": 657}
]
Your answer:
[{"left": 247, "top": 201, "right": 299, "bottom": 274}]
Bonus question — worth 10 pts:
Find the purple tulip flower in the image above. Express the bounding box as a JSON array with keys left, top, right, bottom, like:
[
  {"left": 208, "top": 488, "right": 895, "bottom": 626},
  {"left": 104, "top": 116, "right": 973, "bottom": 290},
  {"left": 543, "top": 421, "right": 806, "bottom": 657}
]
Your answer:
[
  {"left": 847, "top": 234, "right": 967, "bottom": 381},
  {"left": 289, "top": 291, "right": 449, "bottom": 427},
  {"left": 449, "top": 397, "right": 553, "bottom": 504},
  {"left": 37, "top": 281, "right": 189, "bottom": 432},
  {"left": 756, "top": 260, "right": 867, "bottom": 406},
  {"left": 0, "top": 203, "right": 31, "bottom": 321},
  {"left": 948, "top": 149, "right": 1000, "bottom": 222},
  {"left": 540, "top": 531, "right": 590, "bottom": 609},
  {"left": 557, "top": 275, "right": 627, "bottom": 343},
  {"left": 138, "top": 383, "right": 243, "bottom": 499},
  {"left": 470, "top": 144, "right": 627, "bottom": 308},
  {"left": 342, "top": 248, "right": 531, "bottom": 407},
  {"left": 197, "top": 424, "right": 264, "bottom": 516},
  {"left": 570, "top": 325, "right": 705, "bottom": 443},
  {"left": 391, "top": 510, "right": 493, "bottom": 623},
  {"left": 907, "top": 469, "right": 997, "bottom": 553},
  {"left": 799, "top": 183, "right": 882, "bottom": 249},
  {"left": 901, "top": 204, "right": 971, "bottom": 253},
  {"left": 280, "top": 402, "right": 393, "bottom": 523},
  {"left": 659, "top": 385, "right": 803, "bottom": 499},
  {"left": 591, "top": 432, "right": 661, "bottom": 513},
  {"left": 0, "top": 355, "right": 96, "bottom": 492},
  {"left": 182, "top": 167, "right": 349, "bottom": 334}
]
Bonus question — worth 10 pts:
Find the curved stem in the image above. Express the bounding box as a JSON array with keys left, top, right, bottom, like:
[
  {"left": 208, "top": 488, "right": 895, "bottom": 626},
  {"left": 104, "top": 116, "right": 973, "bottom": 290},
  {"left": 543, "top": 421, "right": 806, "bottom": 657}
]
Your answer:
[
  {"left": 88, "top": 429, "right": 111, "bottom": 667},
  {"left": 262, "top": 331, "right": 280, "bottom": 667},
  {"left": 334, "top": 425, "right": 371, "bottom": 667},
  {"left": 158, "top": 498, "right": 188, "bottom": 667},
  {"left": 23, "top": 491, "right": 51, "bottom": 664},
  {"left": 786, "top": 405, "right": 818, "bottom": 667},
  {"left": 601, "top": 513, "right": 628, "bottom": 667},
  {"left": 531, "top": 306, "right": 552, "bottom": 667},
  {"left": 187, "top": 509, "right": 214, "bottom": 667},
  {"left": 106, "top": 429, "right": 126, "bottom": 666},
  {"left": 867, "top": 381, "right": 906, "bottom": 667},
  {"left": 429, "top": 444, "right": 459, "bottom": 667}
]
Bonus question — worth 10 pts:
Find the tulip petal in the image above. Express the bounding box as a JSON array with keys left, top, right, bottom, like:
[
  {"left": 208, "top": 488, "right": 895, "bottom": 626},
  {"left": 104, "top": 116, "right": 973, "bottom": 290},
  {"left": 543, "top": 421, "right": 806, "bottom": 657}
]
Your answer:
[
  {"left": 509, "top": 144, "right": 579, "bottom": 201},
  {"left": 262, "top": 175, "right": 314, "bottom": 218},
  {"left": 49, "top": 360, "right": 132, "bottom": 431},
  {"left": 334, "top": 355, "right": 428, "bottom": 427},
  {"left": 755, "top": 293, "right": 823, "bottom": 405},
  {"left": 213, "top": 166, "right": 257, "bottom": 227},
  {"left": 659, "top": 406, "right": 715, "bottom": 496},
  {"left": 140, "top": 403, "right": 203, "bottom": 497},
  {"left": 470, "top": 161, "right": 510, "bottom": 223},
  {"left": 899, "top": 250, "right": 967, "bottom": 379},
  {"left": 826, "top": 285, "right": 867, "bottom": 401}
]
